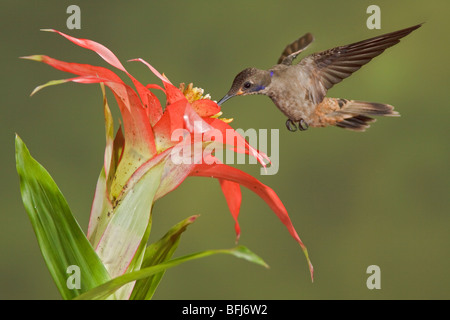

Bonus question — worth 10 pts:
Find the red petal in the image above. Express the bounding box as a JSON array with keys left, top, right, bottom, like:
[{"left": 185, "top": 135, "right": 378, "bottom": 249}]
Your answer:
[
  {"left": 191, "top": 99, "right": 221, "bottom": 117},
  {"left": 141, "top": 90, "right": 163, "bottom": 127},
  {"left": 45, "top": 31, "right": 163, "bottom": 126},
  {"left": 153, "top": 99, "right": 190, "bottom": 150},
  {"left": 190, "top": 163, "right": 314, "bottom": 281},
  {"left": 26, "top": 55, "right": 157, "bottom": 157},
  {"left": 25, "top": 55, "right": 123, "bottom": 82},
  {"left": 146, "top": 84, "right": 165, "bottom": 91},
  {"left": 130, "top": 60, "right": 185, "bottom": 106},
  {"left": 164, "top": 82, "right": 187, "bottom": 105},
  {"left": 219, "top": 179, "right": 242, "bottom": 241},
  {"left": 130, "top": 58, "right": 173, "bottom": 85},
  {"left": 43, "top": 29, "right": 127, "bottom": 71},
  {"left": 203, "top": 118, "right": 270, "bottom": 167},
  {"left": 108, "top": 84, "right": 157, "bottom": 156},
  {"left": 153, "top": 99, "right": 214, "bottom": 151}
]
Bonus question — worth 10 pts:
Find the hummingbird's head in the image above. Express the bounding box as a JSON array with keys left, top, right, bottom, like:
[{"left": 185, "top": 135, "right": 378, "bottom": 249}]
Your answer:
[{"left": 217, "top": 68, "right": 272, "bottom": 105}]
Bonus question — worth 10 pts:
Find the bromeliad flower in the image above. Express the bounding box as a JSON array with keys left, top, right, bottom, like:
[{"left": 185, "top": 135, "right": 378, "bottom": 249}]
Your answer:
[{"left": 17, "top": 30, "right": 313, "bottom": 300}]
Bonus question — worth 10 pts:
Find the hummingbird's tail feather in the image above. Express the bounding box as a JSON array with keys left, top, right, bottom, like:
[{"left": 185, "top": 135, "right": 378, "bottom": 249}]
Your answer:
[
  {"left": 335, "top": 114, "right": 376, "bottom": 131},
  {"left": 337, "top": 100, "right": 399, "bottom": 117},
  {"left": 324, "top": 99, "right": 399, "bottom": 131}
]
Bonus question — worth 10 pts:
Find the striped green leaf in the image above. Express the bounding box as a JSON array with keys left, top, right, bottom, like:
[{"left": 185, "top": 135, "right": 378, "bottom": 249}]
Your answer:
[
  {"left": 75, "top": 246, "right": 268, "bottom": 300},
  {"left": 130, "top": 215, "right": 200, "bottom": 300},
  {"left": 15, "top": 135, "right": 110, "bottom": 299}
]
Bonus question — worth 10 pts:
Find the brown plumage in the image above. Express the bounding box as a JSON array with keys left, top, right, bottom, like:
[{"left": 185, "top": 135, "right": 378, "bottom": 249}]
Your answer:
[{"left": 218, "top": 24, "right": 422, "bottom": 132}]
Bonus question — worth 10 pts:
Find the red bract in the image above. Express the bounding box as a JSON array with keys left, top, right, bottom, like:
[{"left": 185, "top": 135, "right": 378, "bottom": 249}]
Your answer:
[{"left": 23, "top": 30, "right": 313, "bottom": 281}]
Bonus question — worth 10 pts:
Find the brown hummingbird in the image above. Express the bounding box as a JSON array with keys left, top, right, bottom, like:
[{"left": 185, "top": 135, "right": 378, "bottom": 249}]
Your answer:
[{"left": 218, "top": 24, "right": 422, "bottom": 132}]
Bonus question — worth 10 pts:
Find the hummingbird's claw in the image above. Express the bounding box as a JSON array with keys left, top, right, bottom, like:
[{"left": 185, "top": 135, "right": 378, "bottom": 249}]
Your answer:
[
  {"left": 298, "top": 119, "right": 309, "bottom": 131},
  {"left": 286, "top": 119, "right": 298, "bottom": 132}
]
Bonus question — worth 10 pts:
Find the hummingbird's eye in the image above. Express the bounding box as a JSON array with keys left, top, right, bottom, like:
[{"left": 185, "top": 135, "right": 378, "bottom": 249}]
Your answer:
[{"left": 243, "top": 81, "right": 252, "bottom": 89}]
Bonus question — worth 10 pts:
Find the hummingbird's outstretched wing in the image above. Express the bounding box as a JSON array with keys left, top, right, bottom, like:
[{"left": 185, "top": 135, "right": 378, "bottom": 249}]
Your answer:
[
  {"left": 299, "top": 24, "right": 422, "bottom": 104},
  {"left": 278, "top": 33, "right": 314, "bottom": 65}
]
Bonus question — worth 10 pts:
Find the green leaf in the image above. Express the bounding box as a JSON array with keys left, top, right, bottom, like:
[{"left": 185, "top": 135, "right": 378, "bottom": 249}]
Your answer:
[
  {"left": 75, "top": 245, "right": 268, "bottom": 300},
  {"left": 130, "top": 215, "right": 199, "bottom": 300},
  {"left": 94, "top": 159, "right": 165, "bottom": 299},
  {"left": 120, "top": 214, "right": 152, "bottom": 299},
  {"left": 87, "top": 85, "right": 123, "bottom": 247},
  {"left": 86, "top": 167, "right": 111, "bottom": 247},
  {"left": 15, "top": 135, "right": 110, "bottom": 300}
]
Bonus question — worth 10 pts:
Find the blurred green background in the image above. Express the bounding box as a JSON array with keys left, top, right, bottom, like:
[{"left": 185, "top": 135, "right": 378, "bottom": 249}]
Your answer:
[{"left": 1, "top": 1, "right": 449, "bottom": 299}]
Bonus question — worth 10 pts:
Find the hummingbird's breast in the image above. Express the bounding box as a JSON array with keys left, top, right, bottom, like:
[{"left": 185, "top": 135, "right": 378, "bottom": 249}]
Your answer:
[{"left": 267, "top": 66, "right": 315, "bottom": 122}]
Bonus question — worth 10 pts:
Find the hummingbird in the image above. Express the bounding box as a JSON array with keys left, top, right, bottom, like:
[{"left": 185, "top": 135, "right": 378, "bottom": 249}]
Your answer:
[{"left": 218, "top": 24, "right": 422, "bottom": 132}]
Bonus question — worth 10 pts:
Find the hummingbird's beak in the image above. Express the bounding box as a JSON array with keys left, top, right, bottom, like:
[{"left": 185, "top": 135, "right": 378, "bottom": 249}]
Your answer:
[{"left": 217, "top": 93, "right": 234, "bottom": 106}]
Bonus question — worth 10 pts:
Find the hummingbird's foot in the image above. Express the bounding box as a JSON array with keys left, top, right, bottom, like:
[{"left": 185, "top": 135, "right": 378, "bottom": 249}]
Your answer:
[
  {"left": 285, "top": 119, "right": 298, "bottom": 132},
  {"left": 298, "top": 119, "right": 309, "bottom": 131}
]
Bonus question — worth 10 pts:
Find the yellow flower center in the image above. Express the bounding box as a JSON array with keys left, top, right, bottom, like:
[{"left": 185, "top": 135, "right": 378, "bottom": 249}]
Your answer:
[
  {"left": 180, "top": 83, "right": 233, "bottom": 123},
  {"left": 179, "top": 83, "right": 210, "bottom": 104}
]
